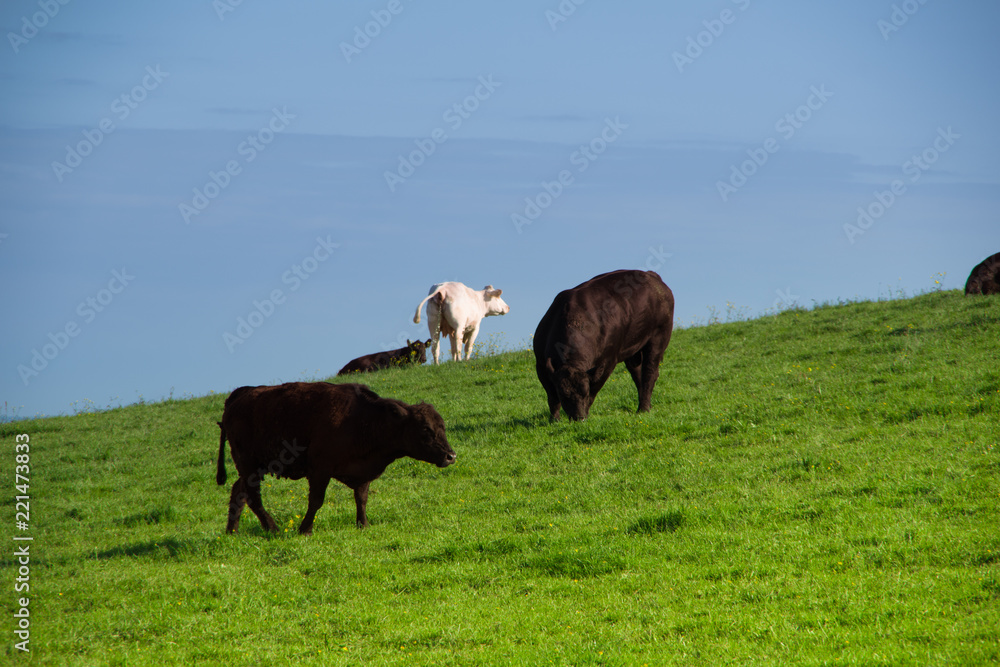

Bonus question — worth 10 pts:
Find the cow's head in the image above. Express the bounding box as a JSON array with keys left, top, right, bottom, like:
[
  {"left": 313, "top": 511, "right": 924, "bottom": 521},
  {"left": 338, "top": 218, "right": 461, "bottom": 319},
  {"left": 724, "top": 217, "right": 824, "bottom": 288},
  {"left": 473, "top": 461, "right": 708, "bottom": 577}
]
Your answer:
[
  {"left": 482, "top": 285, "right": 510, "bottom": 317},
  {"left": 403, "top": 402, "right": 456, "bottom": 467},
  {"left": 407, "top": 339, "right": 429, "bottom": 364},
  {"left": 553, "top": 364, "right": 591, "bottom": 421}
]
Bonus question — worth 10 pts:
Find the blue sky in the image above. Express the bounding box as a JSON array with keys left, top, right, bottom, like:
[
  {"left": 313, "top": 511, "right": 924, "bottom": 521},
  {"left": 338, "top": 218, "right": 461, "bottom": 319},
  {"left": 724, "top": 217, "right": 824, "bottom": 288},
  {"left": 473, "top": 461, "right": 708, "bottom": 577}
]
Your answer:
[{"left": 2, "top": 0, "right": 998, "bottom": 420}]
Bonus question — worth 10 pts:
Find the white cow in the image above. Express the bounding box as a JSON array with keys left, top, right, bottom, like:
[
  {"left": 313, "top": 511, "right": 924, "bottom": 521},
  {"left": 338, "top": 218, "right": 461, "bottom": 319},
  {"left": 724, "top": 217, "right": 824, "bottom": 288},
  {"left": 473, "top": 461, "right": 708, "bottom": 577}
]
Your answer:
[{"left": 413, "top": 282, "right": 510, "bottom": 364}]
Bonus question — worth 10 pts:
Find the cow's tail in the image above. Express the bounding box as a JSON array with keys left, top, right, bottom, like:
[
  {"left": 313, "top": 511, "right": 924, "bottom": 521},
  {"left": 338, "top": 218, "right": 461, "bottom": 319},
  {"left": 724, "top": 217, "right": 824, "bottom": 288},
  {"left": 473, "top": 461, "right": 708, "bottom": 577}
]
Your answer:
[
  {"left": 216, "top": 421, "right": 228, "bottom": 486},
  {"left": 413, "top": 286, "right": 444, "bottom": 324}
]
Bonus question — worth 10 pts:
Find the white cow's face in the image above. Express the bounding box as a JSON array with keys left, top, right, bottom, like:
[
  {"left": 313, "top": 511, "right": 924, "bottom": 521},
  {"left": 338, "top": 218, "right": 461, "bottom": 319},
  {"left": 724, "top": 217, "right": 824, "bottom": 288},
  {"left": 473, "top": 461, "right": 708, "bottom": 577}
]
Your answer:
[{"left": 483, "top": 286, "right": 510, "bottom": 317}]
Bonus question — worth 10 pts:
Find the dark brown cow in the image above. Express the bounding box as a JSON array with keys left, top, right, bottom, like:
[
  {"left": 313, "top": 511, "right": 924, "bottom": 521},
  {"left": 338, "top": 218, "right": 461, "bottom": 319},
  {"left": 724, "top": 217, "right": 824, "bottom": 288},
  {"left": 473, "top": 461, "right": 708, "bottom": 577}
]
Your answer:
[
  {"left": 533, "top": 270, "right": 675, "bottom": 421},
  {"left": 216, "top": 381, "right": 455, "bottom": 534},
  {"left": 337, "top": 339, "right": 431, "bottom": 375},
  {"left": 964, "top": 252, "right": 1000, "bottom": 295}
]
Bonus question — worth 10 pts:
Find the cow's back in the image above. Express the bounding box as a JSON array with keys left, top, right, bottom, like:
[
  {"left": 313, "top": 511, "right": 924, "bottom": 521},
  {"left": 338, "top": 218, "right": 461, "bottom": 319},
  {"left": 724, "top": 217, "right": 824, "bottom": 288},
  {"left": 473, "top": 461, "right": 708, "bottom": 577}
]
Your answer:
[
  {"left": 537, "top": 270, "right": 673, "bottom": 368},
  {"left": 965, "top": 252, "right": 1000, "bottom": 295},
  {"left": 338, "top": 357, "right": 374, "bottom": 375},
  {"left": 222, "top": 382, "right": 372, "bottom": 480},
  {"left": 427, "top": 282, "right": 469, "bottom": 329}
]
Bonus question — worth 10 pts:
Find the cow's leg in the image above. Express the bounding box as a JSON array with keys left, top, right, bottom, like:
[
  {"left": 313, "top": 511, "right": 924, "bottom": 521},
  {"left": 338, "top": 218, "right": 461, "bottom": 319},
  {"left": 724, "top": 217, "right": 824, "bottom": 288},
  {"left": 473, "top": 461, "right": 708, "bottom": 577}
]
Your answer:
[
  {"left": 636, "top": 341, "right": 665, "bottom": 413},
  {"left": 354, "top": 481, "right": 371, "bottom": 528},
  {"left": 226, "top": 477, "right": 248, "bottom": 533},
  {"left": 244, "top": 475, "right": 278, "bottom": 533},
  {"left": 463, "top": 323, "right": 483, "bottom": 361},
  {"left": 428, "top": 303, "right": 442, "bottom": 365},
  {"left": 299, "top": 475, "right": 331, "bottom": 535},
  {"left": 625, "top": 350, "right": 644, "bottom": 400},
  {"left": 430, "top": 333, "right": 442, "bottom": 365},
  {"left": 589, "top": 364, "right": 614, "bottom": 400},
  {"left": 547, "top": 394, "right": 562, "bottom": 421},
  {"left": 449, "top": 331, "right": 461, "bottom": 362},
  {"left": 537, "top": 362, "right": 562, "bottom": 422}
]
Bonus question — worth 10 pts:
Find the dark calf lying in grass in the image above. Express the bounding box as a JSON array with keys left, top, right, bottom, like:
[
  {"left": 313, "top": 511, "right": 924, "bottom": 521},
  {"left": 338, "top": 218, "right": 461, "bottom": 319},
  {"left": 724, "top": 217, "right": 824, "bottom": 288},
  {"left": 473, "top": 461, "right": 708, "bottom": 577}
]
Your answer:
[
  {"left": 216, "top": 381, "right": 455, "bottom": 534},
  {"left": 337, "top": 339, "right": 431, "bottom": 375}
]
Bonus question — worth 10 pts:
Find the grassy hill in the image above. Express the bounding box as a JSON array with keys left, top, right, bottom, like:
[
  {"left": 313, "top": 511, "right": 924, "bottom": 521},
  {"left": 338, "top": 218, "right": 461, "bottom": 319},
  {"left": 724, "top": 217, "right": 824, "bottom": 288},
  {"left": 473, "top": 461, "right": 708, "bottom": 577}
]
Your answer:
[{"left": 3, "top": 290, "right": 998, "bottom": 665}]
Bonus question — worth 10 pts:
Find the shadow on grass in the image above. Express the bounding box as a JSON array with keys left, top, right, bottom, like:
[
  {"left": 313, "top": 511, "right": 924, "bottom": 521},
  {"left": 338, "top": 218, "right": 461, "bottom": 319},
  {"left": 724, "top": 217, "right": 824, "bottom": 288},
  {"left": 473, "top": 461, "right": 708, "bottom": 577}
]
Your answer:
[
  {"left": 627, "top": 510, "right": 686, "bottom": 535},
  {"left": 411, "top": 537, "right": 524, "bottom": 565},
  {"left": 114, "top": 504, "right": 177, "bottom": 527},
  {"left": 447, "top": 415, "right": 547, "bottom": 437},
  {"left": 91, "top": 537, "right": 210, "bottom": 560},
  {"left": 522, "top": 548, "right": 627, "bottom": 578}
]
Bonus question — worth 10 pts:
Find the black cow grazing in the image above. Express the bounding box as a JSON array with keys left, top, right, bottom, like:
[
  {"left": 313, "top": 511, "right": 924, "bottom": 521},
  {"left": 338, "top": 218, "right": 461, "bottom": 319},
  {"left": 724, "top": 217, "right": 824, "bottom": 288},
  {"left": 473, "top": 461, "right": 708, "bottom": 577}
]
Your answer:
[
  {"left": 337, "top": 339, "right": 431, "bottom": 375},
  {"left": 216, "top": 381, "right": 455, "bottom": 534},
  {"left": 534, "top": 270, "right": 675, "bottom": 422},
  {"left": 964, "top": 252, "right": 1000, "bottom": 295}
]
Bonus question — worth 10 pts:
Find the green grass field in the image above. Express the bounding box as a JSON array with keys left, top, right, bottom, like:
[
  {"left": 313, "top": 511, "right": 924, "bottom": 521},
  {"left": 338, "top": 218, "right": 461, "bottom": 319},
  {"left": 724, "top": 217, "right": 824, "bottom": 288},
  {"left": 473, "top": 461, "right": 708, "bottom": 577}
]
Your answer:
[{"left": 3, "top": 289, "right": 999, "bottom": 665}]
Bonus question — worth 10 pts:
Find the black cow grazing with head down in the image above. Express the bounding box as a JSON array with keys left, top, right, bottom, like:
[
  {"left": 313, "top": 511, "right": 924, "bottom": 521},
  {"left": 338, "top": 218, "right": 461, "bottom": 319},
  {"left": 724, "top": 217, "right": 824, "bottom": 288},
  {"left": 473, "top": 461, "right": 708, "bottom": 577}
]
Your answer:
[
  {"left": 337, "top": 339, "right": 431, "bottom": 375},
  {"left": 534, "top": 270, "right": 675, "bottom": 422},
  {"left": 965, "top": 252, "right": 1000, "bottom": 295},
  {"left": 216, "top": 381, "right": 455, "bottom": 534}
]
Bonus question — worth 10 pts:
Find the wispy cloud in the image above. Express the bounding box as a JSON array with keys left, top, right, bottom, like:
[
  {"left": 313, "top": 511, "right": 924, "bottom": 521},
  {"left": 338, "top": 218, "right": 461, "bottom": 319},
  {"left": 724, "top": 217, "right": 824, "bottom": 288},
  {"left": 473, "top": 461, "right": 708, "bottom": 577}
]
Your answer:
[
  {"left": 518, "top": 113, "right": 590, "bottom": 123},
  {"left": 207, "top": 107, "right": 270, "bottom": 116},
  {"left": 41, "top": 31, "right": 126, "bottom": 48},
  {"left": 57, "top": 77, "right": 99, "bottom": 87}
]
